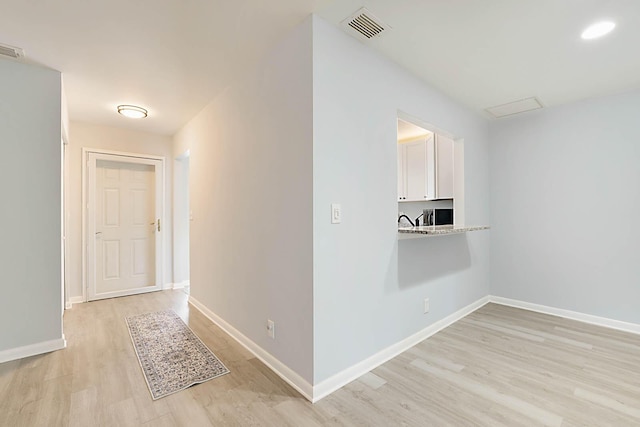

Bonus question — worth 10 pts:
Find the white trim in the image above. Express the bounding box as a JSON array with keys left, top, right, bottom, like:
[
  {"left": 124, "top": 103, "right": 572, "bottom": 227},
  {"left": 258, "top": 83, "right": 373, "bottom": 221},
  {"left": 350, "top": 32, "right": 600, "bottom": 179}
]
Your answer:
[
  {"left": 65, "top": 296, "right": 84, "bottom": 309},
  {"left": 89, "top": 287, "right": 162, "bottom": 301},
  {"left": 182, "top": 294, "right": 640, "bottom": 403},
  {"left": 81, "top": 149, "right": 87, "bottom": 302},
  {"left": 489, "top": 296, "right": 640, "bottom": 335},
  {"left": 82, "top": 148, "right": 165, "bottom": 302},
  {"left": 82, "top": 147, "right": 165, "bottom": 162},
  {"left": 312, "top": 295, "right": 489, "bottom": 402},
  {"left": 173, "top": 280, "right": 190, "bottom": 290},
  {"left": 162, "top": 281, "right": 190, "bottom": 291},
  {"left": 0, "top": 336, "right": 67, "bottom": 364},
  {"left": 188, "top": 296, "right": 313, "bottom": 401},
  {"left": 70, "top": 296, "right": 84, "bottom": 304}
]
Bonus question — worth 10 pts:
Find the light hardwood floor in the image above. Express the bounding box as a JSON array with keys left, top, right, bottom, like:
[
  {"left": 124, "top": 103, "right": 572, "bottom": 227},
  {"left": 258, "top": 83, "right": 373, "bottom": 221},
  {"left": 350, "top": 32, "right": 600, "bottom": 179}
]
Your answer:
[{"left": 1, "top": 291, "right": 640, "bottom": 426}]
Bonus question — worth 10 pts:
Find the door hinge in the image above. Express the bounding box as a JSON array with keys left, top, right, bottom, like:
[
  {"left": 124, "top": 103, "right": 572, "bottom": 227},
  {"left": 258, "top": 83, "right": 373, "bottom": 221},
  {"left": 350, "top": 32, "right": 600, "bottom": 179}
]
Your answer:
[{"left": 157, "top": 219, "right": 161, "bottom": 232}]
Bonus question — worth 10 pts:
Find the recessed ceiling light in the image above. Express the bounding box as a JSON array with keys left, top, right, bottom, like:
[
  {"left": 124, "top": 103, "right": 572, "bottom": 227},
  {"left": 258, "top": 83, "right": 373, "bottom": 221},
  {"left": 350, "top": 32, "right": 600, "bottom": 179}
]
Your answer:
[
  {"left": 581, "top": 21, "right": 616, "bottom": 40},
  {"left": 117, "top": 105, "right": 148, "bottom": 119}
]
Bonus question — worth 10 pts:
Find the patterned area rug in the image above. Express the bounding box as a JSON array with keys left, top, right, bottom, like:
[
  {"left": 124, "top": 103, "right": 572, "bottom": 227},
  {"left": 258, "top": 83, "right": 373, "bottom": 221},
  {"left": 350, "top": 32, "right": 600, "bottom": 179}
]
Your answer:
[{"left": 126, "top": 310, "right": 230, "bottom": 400}]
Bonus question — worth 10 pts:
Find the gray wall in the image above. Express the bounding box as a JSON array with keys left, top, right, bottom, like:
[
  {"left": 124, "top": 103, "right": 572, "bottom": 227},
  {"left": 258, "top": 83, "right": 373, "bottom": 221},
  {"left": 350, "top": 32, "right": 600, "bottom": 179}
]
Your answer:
[
  {"left": 312, "top": 16, "right": 491, "bottom": 383},
  {"left": 490, "top": 90, "right": 640, "bottom": 323},
  {"left": 173, "top": 18, "right": 314, "bottom": 382},
  {"left": 0, "top": 58, "right": 63, "bottom": 352}
]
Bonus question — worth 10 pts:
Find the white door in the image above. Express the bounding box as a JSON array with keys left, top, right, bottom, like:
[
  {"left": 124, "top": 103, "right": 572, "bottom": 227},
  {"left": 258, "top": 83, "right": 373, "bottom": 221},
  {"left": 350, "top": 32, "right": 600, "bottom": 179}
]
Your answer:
[{"left": 87, "top": 152, "right": 163, "bottom": 301}]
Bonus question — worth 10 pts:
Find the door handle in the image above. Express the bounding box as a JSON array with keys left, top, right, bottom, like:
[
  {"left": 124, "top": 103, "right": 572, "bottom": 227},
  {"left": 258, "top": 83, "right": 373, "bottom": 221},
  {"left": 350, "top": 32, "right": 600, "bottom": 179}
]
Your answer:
[{"left": 150, "top": 220, "right": 161, "bottom": 232}]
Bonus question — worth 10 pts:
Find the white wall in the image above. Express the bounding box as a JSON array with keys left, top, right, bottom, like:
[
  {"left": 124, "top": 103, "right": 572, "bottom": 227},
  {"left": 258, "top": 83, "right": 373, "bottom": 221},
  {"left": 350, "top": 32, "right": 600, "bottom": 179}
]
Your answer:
[
  {"left": 312, "top": 16, "right": 491, "bottom": 383},
  {"left": 67, "top": 122, "right": 174, "bottom": 301},
  {"left": 0, "top": 58, "right": 63, "bottom": 353},
  {"left": 172, "top": 18, "right": 314, "bottom": 382},
  {"left": 173, "top": 154, "right": 190, "bottom": 285},
  {"left": 490, "top": 89, "right": 640, "bottom": 323}
]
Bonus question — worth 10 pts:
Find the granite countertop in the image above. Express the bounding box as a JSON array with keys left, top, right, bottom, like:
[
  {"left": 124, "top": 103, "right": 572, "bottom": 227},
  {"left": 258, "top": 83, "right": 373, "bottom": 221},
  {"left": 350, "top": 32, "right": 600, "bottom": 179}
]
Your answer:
[{"left": 398, "top": 224, "right": 490, "bottom": 237}]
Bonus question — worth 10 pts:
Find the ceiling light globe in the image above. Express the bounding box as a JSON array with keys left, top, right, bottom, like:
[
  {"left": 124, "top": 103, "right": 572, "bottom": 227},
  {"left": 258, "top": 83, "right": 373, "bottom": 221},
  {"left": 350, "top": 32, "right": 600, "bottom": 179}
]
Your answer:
[{"left": 117, "top": 105, "right": 148, "bottom": 119}]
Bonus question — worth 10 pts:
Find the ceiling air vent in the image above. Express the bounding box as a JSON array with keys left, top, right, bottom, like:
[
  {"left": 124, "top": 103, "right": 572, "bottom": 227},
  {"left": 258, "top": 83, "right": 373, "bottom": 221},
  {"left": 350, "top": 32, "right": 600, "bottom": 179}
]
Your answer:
[
  {"left": 485, "top": 97, "right": 543, "bottom": 118},
  {"left": 0, "top": 43, "right": 24, "bottom": 59},
  {"left": 341, "top": 8, "right": 389, "bottom": 41}
]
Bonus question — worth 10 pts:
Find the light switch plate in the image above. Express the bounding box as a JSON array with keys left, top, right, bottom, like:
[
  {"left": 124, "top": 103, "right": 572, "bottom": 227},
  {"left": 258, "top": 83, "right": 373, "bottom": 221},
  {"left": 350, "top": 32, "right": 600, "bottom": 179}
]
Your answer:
[{"left": 331, "top": 203, "right": 341, "bottom": 224}]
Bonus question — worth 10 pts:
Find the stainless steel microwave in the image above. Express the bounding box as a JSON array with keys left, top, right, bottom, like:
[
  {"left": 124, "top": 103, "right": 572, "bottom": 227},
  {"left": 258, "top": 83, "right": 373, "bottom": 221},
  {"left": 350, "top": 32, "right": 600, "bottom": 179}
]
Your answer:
[{"left": 423, "top": 208, "right": 454, "bottom": 226}]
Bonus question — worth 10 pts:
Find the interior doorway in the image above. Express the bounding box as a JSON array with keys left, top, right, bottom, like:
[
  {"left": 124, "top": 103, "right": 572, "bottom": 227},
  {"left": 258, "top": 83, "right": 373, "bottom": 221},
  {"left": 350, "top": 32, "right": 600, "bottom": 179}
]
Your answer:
[
  {"left": 173, "top": 151, "right": 190, "bottom": 294},
  {"left": 84, "top": 150, "right": 165, "bottom": 301}
]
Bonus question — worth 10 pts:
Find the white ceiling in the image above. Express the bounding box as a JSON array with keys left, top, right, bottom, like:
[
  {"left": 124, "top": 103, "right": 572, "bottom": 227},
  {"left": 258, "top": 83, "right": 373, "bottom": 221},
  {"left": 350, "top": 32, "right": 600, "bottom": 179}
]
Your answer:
[
  {"left": 0, "top": 0, "right": 332, "bottom": 135},
  {"left": 319, "top": 0, "right": 640, "bottom": 118},
  {"left": 2, "top": 1, "right": 639, "bottom": 136}
]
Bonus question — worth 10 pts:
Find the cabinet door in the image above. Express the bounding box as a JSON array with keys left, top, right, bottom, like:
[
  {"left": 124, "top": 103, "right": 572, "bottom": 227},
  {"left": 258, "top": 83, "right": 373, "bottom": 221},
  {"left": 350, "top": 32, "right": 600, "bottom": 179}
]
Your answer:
[
  {"left": 425, "top": 135, "right": 436, "bottom": 200},
  {"left": 405, "top": 139, "right": 427, "bottom": 201},
  {"left": 397, "top": 144, "right": 406, "bottom": 201},
  {"left": 435, "top": 134, "right": 454, "bottom": 199}
]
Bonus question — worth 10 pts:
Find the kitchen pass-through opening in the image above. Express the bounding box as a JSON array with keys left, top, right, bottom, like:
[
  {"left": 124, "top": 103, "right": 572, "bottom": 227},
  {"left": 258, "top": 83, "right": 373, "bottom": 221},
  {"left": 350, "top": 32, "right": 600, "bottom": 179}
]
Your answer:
[{"left": 396, "top": 112, "right": 465, "bottom": 227}]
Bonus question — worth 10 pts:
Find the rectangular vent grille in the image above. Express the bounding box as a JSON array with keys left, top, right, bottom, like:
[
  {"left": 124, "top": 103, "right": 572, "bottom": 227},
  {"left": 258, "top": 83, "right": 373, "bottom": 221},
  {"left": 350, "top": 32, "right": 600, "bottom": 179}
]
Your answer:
[
  {"left": 485, "top": 97, "right": 543, "bottom": 118},
  {"left": 0, "top": 43, "right": 24, "bottom": 59},
  {"left": 342, "top": 8, "right": 389, "bottom": 41}
]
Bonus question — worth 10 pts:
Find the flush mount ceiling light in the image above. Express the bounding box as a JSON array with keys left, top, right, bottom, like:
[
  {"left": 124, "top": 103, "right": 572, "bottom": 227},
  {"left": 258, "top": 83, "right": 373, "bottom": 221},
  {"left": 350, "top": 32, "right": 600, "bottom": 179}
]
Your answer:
[
  {"left": 117, "top": 105, "right": 148, "bottom": 119},
  {"left": 581, "top": 21, "right": 616, "bottom": 40}
]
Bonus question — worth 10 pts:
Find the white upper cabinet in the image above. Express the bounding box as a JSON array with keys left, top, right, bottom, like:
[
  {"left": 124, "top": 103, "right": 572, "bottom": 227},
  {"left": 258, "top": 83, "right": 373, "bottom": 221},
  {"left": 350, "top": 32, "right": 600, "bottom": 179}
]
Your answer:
[
  {"left": 435, "top": 134, "right": 454, "bottom": 199},
  {"left": 397, "top": 134, "right": 453, "bottom": 202},
  {"left": 397, "top": 136, "right": 436, "bottom": 201},
  {"left": 404, "top": 139, "right": 427, "bottom": 201}
]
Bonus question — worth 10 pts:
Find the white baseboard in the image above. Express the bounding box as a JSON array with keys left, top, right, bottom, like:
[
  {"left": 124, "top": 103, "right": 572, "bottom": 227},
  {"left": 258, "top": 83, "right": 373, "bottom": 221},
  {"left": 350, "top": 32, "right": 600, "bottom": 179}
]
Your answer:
[
  {"left": 65, "top": 296, "right": 85, "bottom": 309},
  {"left": 173, "top": 280, "right": 190, "bottom": 290},
  {"left": 489, "top": 296, "right": 640, "bottom": 335},
  {"left": 188, "top": 296, "right": 313, "bottom": 401},
  {"left": 187, "top": 294, "right": 640, "bottom": 403},
  {"left": 312, "top": 295, "right": 490, "bottom": 402},
  {"left": 0, "top": 335, "right": 67, "bottom": 364},
  {"left": 162, "top": 281, "right": 190, "bottom": 291}
]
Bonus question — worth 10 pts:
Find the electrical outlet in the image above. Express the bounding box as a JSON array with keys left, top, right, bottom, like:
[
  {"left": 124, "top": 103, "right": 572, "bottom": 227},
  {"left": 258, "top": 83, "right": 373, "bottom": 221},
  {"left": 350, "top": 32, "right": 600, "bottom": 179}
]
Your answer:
[
  {"left": 424, "top": 298, "right": 430, "bottom": 314},
  {"left": 267, "top": 319, "right": 275, "bottom": 339}
]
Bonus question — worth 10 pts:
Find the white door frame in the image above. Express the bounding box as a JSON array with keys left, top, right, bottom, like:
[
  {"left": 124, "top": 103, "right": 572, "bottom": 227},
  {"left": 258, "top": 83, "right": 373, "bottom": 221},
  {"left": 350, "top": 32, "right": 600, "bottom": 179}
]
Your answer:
[{"left": 82, "top": 148, "right": 165, "bottom": 302}]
